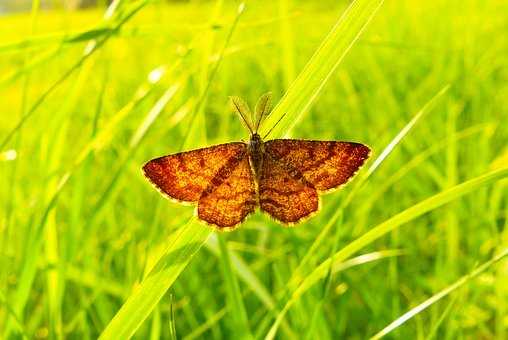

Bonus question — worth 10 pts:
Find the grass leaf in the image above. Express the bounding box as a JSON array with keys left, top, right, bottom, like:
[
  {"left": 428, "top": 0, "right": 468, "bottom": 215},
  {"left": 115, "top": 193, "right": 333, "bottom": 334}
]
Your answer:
[
  {"left": 217, "top": 236, "right": 252, "bottom": 338},
  {"left": 98, "top": 219, "right": 211, "bottom": 340},
  {"left": 259, "top": 0, "right": 385, "bottom": 139},
  {"left": 0, "top": 0, "right": 149, "bottom": 150},
  {"left": 98, "top": 4, "right": 245, "bottom": 338},
  {"left": 3, "top": 67, "right": 163, "bottom": 338},
  {"left": 267, "top": 167, "right": 508, "bottom": 338},
  {"left": 371, "top": 248, "right": 508, "bottom": 339}
]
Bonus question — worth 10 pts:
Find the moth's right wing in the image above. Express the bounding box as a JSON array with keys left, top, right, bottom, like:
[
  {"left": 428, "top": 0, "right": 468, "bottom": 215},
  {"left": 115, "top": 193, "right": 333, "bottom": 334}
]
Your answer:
[{"left": 264, "top": 139, "right": 370, "bottom": 192}]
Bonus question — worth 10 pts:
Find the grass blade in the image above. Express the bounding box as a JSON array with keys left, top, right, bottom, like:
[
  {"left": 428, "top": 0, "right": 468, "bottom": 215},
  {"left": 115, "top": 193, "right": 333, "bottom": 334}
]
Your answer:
[
  {"left": 218, "top": 236, "right": 253, "bottom": 339},
  {"left": 0, "top": 0, "right": 149, "bottom": 151},
  {"left": 266, "top": 167, "right": 508, "bottom": 338},
  {"left": 98, "top": 219, "right": 210, "bottom": 340},
  {"left": 303, "top": 85, "right": 451, "bottom": 338},
  {"left": 98, "top": 5, "right": 245, "bottom": 338},
  {"left": 259, "top": 0, "right": 385, "bottom": 139},
  {"left": 371, "top": 248, "right": 508, "bottom": 339},
  {"left": 206, "top": 234, "right": 275, "bottom": 310},
  {"left": 265, "top": 250, "right": 402, "bottom": 339},
  {"left": 287, "top": 85, "right": 450, "bottom": 291},
  {"left": 331, "top": 167, "right": 507, "bottom": 264},
  {"left": 364, "top": 85, "right": 450, "bottom": 178},
  {"left": 3, "top": 67, "right": 163, "bottom": 338},
  {"left": 360, "top": 123, "right": 494, "bottom": 214}
]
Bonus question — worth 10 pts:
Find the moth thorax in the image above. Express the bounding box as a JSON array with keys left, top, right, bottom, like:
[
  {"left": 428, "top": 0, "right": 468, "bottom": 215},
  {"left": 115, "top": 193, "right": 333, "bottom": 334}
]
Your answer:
[
  {"left": 249, "top": 133, "right": 262, "bottom": 148},
  {"left": 249, "top": 133, "right": 264, "bottom": 176}
]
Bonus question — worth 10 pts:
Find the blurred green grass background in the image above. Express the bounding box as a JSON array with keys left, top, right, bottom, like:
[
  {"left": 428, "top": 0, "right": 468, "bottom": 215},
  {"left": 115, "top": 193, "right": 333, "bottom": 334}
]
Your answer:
[{"left": 1, "top": 0, "right": 507, "bottom": 339}]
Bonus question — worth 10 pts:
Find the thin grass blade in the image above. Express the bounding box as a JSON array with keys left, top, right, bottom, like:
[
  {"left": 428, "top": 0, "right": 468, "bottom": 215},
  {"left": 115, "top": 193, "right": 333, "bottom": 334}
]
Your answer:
[
  {"left": 3, "top": 67, "right": 163, "bottom": 338},
  {"left": 267, "top": 167, "right": 508, "bottom": 339},
  {"left": 0, "top": 0, "right": 149, "bottom": 150},
  {"left": 218, "top": 236, "right": 253, "bottom": 339},
  {"left": 288, "top": 85, "right": 450, "bottom": 290},
  {"left": 98, "top": 219, "right": 211, "bottom": 340},
  {"left": 371, "top": 248, "right": 508, "bottom": 339},
  {"left": 265, "top": 250, "right": 402, "bottom": 339},
  {"left": 259, "top": 0, "right": 385, "bottom": 139},
  {"left": 99, "top": 5, "right": 245, "bottom": 338},
  {"left": 332, "top": 167, "right": 508, "bottom": 265}
]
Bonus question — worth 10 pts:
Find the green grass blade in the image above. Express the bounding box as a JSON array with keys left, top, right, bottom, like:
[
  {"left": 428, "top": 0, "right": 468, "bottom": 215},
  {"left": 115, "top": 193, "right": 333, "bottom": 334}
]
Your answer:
[
  {"left": 85, "top": 80, "right": 181, "bottom": 229},
  {"left": 424, "top": 296, "right": 460, "bottom": 340},
  {"left": 265, "top": 250, "right": 402, "bottom": 339},
  {"left": 259, "top": 0, "right": 385, "bottom": 139},
  {"left": 267, "top": 167, "right": 508, "bottom": 339},
  {"left": 206, "top": 234, "right": 275, "bottom": 310},
  {"left": 169, "top": 295, "right": 177, "bottom": 340},
  {"left": 183, "top": 309, "right": 227, "bottom": 340},
  {"left": 99, "top": 5, "right": 245, "bottom": 338},
  {"left": 3, "top": 67, "right": 163, "bottom": 338},
  {"left": 206, "top": 236, "right": 296, "bottom": 339},
  {"left": 0, "top": 0, "right": 149, "bottom": 151},
  {"left": 370, "top": 248, "right": 508, "bottom": 339},
  {"left": 98, "top": 219, "right": 210, "bottom": 340},
  {"left": 331, "top": 167, "right": 507, "bottom": 264},
  {"left": 287, "top": 85, "right": 450, "bottom": 290},
  {"left": 304, "top": 85, "right": 451, "bottom": 337},
  {"left": 360, "top": 123, "right": 494, "bottom": 215},
  {"left": 218, "top": 236, "right": 253, "bottom": 339},
  {"left": 364, "top": 85, "right": 450, "bottom": 178},
  {"left": 0, "top": 290, "right": 29, "bottom": 339},
  {"left": 182, "top": 3, "right": 245, "bottom": 148}
]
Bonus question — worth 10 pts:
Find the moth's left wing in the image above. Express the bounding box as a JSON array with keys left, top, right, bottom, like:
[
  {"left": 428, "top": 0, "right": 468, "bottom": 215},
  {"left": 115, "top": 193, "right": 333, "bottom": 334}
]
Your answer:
[
  {"left": 198, "top": 152, "right": 257, "bottom": 229},
  {"left": 258, "top": 154, "right": 319, "bottom": 224}
]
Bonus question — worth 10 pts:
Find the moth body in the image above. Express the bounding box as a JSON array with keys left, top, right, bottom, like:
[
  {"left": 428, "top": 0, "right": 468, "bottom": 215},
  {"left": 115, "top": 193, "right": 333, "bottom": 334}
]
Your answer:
[{"left": 248, "top": 133, "right": 264, "bottom": 179}]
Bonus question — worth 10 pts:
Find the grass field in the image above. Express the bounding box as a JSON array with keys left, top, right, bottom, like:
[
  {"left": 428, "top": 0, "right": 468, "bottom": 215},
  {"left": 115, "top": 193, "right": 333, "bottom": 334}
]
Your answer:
[{"left": 1, "top": 0, "right": 507, "bottom": 338}]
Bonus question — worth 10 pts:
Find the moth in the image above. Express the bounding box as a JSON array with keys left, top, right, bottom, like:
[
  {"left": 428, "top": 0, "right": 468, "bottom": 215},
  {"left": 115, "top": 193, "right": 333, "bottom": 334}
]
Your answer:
[{"left": 143, "top": 93, "right": 370, "bottom": 230}]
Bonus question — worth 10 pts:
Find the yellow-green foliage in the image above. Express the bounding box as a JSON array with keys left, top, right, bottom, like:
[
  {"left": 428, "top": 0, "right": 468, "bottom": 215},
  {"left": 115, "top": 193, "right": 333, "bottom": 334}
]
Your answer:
[{"left": 0, "top": 0, "right": 507, "bottom": 339}]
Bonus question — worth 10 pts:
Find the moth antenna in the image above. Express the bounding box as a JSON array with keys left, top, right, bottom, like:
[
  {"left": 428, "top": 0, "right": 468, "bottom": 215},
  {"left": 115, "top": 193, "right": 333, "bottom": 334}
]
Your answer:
[
  {"left": 230, "top": 96, "right": 254, "bottom": 134},
  {"left": 254, "top": 92, "right": 272, "bottom": 132},
  {"left": 262, "top": 111, "right": 287, "bottom": 139},
  {"left": 236, "top": 109, "right": 254, "bottom": 135}
]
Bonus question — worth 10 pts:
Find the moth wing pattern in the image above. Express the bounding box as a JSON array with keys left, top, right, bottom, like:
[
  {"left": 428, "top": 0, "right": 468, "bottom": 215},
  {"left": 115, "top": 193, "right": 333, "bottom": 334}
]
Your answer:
[
  {"left": 258, "top": 154, "right": 319, "bottom": 224},
  {"left": 143, "top": 142, "right": 247, "bottom": 203},
  {"left": 198, "top": 151, "right": 257, "bottom": 229},
  {"left": 264, "top": 139, "right": 370, "bottom": 191}
]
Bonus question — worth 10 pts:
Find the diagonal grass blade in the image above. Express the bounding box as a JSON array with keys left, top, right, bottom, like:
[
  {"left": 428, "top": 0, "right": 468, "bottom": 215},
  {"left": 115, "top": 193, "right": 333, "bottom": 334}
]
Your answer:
[{"left": 259, "top": 0, "right": 385, "bottom": 139}]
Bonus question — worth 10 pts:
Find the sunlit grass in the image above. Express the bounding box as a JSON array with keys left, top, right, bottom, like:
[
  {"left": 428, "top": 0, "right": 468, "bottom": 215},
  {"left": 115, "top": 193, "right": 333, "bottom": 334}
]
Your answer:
[{"left": 0, "top": 0, "right": 507, "bottom": 339}]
